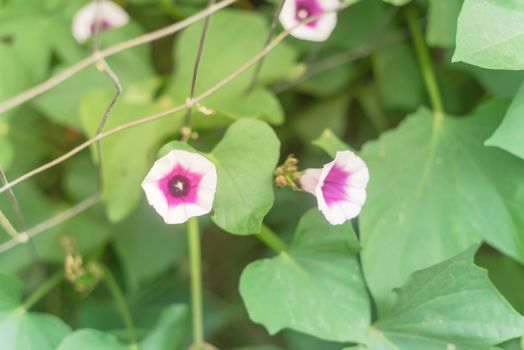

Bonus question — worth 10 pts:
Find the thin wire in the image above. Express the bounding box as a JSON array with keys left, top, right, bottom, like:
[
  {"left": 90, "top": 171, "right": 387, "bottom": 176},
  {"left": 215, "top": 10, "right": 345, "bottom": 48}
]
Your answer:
[
  {"left": 90, "top": 0, "right": 123, "bottom": 185},
  {"left": 0, "top": 0, "right": 238, "bottom": 116},
  {"left": 246, "top": 0, "right": 285, "bottom": 92},
  {"left": 182, "top": 0, "right": 216, "bottom": 142},
  {"left": 0, "top": 194, "right": 100, "bottom": 254},
  {"left": 0, "top": 164, "right": 40, "bottom": 259},
  {"left": 0, "top": 3, "right": 354, "bottom": 196}
]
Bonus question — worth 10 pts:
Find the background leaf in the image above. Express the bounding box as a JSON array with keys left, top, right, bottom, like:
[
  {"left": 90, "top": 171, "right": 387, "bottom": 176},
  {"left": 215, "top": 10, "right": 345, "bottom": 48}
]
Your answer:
[
  {"left": 210, "top": 119, "right": 280, "bottom": 235},
  {"left": 240, "top": 209, "right": 370, "bottom": 343}
]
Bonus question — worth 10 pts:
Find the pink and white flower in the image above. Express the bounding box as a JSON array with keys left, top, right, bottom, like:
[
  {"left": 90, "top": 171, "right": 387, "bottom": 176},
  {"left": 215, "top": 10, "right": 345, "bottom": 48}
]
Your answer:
[
  {"left": 72, "top": 0, "right": 129, "bottom": 43},
  {"left": 279, "top": 0, "right": 340, "bottom": 42},
  {"left": 300, "top": 151, "right": 369, "bottom": 225},
  {"left": 141, "top": 150, "right": 217, "bottom": 224}
]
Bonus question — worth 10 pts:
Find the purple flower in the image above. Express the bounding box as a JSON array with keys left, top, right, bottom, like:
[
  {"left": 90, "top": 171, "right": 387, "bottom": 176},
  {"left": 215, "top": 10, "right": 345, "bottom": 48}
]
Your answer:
[
  {"left": 279, "top": 0, "right": 340, "bottom": 42},
  {"left": 142, "top": 150, "right": 217, "bottom": 224},
  {"left": 300, "top": 151, "right": 369, "bottom": 225},
  {"left": 72, "top": 0, "right": 129, "bottom": 43}
]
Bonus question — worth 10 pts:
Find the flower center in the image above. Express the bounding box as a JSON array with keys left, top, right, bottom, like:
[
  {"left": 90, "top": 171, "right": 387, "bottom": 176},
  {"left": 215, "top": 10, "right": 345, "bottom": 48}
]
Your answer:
[
  {"left": 89, "top": 19, "right": 112, "bottom": 33},
  {"left": 295, "top": 0, "right": 323, "bottom": 27},
  {"left": 297, "top": 8, "right": 309, "bottom": 19},
  {"left": 168, "top": 175, "right": 190, "bottom": 197}
]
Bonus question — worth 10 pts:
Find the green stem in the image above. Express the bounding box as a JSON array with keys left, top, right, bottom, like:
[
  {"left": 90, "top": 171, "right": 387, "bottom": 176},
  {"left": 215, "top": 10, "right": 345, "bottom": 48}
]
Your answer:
[
  {"left": 188, "top": 218, "right": 204, "bottom": 350},
  {"left": 23, "top": 271, "right": 63, "bottom": 310},
  {"left": 100, "top": 265, "right": 137, "bottom": 349},
  {"left": 405, "top": 6, "right": 444, "bottom": 124},
  {"left": 256, "top": 225, "right": 288, "bottom": 253}
]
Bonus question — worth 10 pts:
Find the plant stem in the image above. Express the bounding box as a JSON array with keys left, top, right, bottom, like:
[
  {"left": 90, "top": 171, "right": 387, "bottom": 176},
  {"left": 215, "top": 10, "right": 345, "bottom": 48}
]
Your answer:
[
  {"left": 23, "top": 271, "right": 63, "bottom": 310},
  {"left": 405, "top": 6, "right": 444, "bottom": 125},
  {"left": 188, "top": 217, "right": 204, "bottom": 350},
  {"left": 100, "top": 265, "right": 137, "bottom": 349},
  {"left": 256, "top": 225, "right": 288, "bottom": 253},
  {"left": 247, "top": 0, "right": 285, "bottom": 92}
]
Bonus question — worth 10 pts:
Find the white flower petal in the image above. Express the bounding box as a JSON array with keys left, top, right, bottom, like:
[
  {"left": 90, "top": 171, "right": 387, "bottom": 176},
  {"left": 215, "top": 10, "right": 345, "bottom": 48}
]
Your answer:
[
  {"left": 199, "top": 168, "right": 217, "bottom": 191},
  {"left": 300, "top": 168, "right": 322, "bottom": 194},
  {"left": 165, "top": 204, "right": 189, "bottom": 224},
  {"left": 348, "top": 167, "right": 369, "bottom": 188},
  {"left": 196, "top": 187, "right": 216, "bottom": 211},
  {"left": 346, "top": 186, "right": 366, "bottom": 206},
  {"left": 72, "top": 0, "right": 129, "bottom": 43},
  {"left": 143, "top": 151, "right": 177, "bottom": 183},
  {"left": 141, "top": 182, "right": 168, "bottom": 220}
]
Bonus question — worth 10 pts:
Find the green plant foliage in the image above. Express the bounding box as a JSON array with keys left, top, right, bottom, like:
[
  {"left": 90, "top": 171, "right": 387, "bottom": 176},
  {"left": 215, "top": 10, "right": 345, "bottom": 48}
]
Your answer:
[
  {"left": 210, "top": 119, "right": 280, "bottom": 235},
  {"left": 139, "top": 304, "right": 189, "bottom": 350},
  {"left": 368, "top": 247, "right": 524, "bottom": 349},
  {"left": 360, "top": 101, "right": 524, "bottom": 309},
  {"left": 240, "top": 209, "right": 370, "bottom": 343},
  {"left": 112, "top": 202, "right": 186, "bottom": 290},
  {"left": 57, "top": 329, "right": 129, "bottom": 350},
  {"left": 168, "top": 10, "right": 296, "bottom": 124},
  {"left": 454, "top": 0, "right": 524, "bottom": 69},
  {"left": 1, "top": 0, "right": 524, "bottom": 348},
  {"left": 372, "top": 41, "right": 423, "bottom": 110},
  {"left": 80, "top": 90, "right": 179, "bottom": 222},
  {"left": 0, "top": 274, "right": 71, "bottom": 350},
  {"left": 487, "top": 82, "right": 524, "bottom": 159},
  {"left": 0, "top": 0, "right": 83, "bottom": 83},
  {"left": 426, "top": 0, "right": 463, "bottom": 48}
]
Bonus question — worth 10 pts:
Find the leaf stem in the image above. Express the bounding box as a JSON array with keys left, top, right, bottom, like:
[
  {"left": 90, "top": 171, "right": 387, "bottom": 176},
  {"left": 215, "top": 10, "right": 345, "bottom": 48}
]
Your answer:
[
  {"left": 256, "top": 225, "right": 288, "bottom": 253},
  {"left": 100, "top": 265, "right": 138, "bottom": 349},
  {"left": 188, "top": 217, "right": 205, "bottom": 349},
  {"left": 405, "top": 6, "right": 444, "bottom": 124},
  {"left": 23, "top": 271, "right": 63, "bottom": 310}
]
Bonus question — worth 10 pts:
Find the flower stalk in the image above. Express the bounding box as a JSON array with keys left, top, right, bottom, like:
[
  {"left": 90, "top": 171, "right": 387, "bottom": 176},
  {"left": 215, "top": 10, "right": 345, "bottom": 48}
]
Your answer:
[
  {"left": 188, "top": 217, "right": 205, "bottom": 350},
  {"left": 23, "top": 271, "right": 63, "bottom": 310}
]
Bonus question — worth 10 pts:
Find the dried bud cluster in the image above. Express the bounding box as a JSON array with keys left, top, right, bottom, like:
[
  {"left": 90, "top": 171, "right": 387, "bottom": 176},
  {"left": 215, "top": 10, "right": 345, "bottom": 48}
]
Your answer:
[
  {"left": 61, "top": 237, "right": 103, "bottom": 293},
  {"left": 274, "top": 154, "right": 302, "bottom": 191}
]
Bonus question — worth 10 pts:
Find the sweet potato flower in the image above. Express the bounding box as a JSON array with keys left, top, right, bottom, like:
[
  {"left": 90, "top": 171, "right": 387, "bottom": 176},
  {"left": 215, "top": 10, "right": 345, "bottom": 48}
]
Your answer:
[
  {"left": 300, "top": 150, "right": 369, "bottom": 225},
  {"left": 72, "top": 0, "right": 129, "bottom": 43},
  {"left": 142, "top": 150, "right": 217, "bottom": 224},
  {"left": 279, "top": 0, "right": 340, "bottom": 42}
]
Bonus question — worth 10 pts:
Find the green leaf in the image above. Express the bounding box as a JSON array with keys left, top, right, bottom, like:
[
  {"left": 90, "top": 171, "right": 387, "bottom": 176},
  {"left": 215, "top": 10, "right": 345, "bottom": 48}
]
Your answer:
[
  {"left": 312, "top": 129, "right": 350, "bottom": 158},
  {"left": 0, "top": 183, "right": 110, "bottom": 272},
  {"left": 57, "top": 329, "right": 129, "bottom": 350},
  {"left": 476, "top": 248, "right": 524, "bottom": 313},
  {"left": 210, "top": 119, "right": 280, "bottom": 234},
  {"left": 240, "top": 209, "right": 370, "bottom": 343},
  {"left": 293, "top": 96, "right": 349, "bottom": 144},
  {"left": 113, "top": 202, "right": 186, "bottom": 290},
  {"left": 427, "top": 0, "right": 464, "bottom": 48},
  {"left": 80, "top": 90, "right": 179, "bottom": 222},
  {"left": 454, "top": 0, "right": 524, "bottom": 70},
  {"left": 458, "top": 64, "right": 524, "bottom": 97},
  {"left": 33, "top": 22, "right": 158, "bottom": 129},
  {"left": 382, "top": 0, "right": 411, "bottom": 6},
  {"left": 139, "top": 304, "right": 189, "bottom": 350},
  {"left": 360, "top": 101, "right": 524, "bottom": 310},
  {"left": 168, "top": 9, "right": 296, "bottom": 124},
  {"left": 0, "top": 122, "right": 12, "bottom": 171},
  {"left": 0, "top": 0, "right": 83, "bottom": 83},
  {"left": 372, "top": 41, "right": 423, "bottom": 110},
  {"left": 0, "top": 274, "right": 71, "bottom": 350},
  {"left": 486, "top": 82, "right": 524, "bottom": 159},
  {"left": 370, "top": 247, "right": 524, "bottom": 350}
]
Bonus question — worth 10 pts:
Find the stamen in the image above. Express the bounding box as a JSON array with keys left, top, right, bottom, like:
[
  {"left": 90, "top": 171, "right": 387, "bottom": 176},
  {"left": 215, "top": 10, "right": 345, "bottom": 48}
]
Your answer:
[
  {"left": 168, "top": 175, "right": 190, "bottom": 197},
  {"left": 297, "top": 9, "right": 309, "bottom": 19}
]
